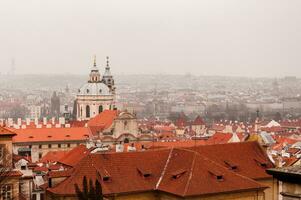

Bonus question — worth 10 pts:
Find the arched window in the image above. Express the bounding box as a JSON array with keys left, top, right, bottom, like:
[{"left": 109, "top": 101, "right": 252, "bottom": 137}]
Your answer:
[
  {"left": 86, "top": 105, "right": 90, "bottom": 118},
  {"left": 99, "top": 105, "right": 103, "bottom": 113}
]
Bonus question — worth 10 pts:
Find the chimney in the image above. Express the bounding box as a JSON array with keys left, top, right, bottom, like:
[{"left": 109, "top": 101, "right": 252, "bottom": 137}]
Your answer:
[
  {"left": 26, "top": 118, "right": 30, "bottom": 126},
  {"left": 116, "top": 142, "right": 124, "bottom": 152},
  {"left": 34, "top": 118, "right": 39, "bottom": 126},
  {"left": 17, "top": 118, "right": 22, "bottom": 126},
  {"left": 7, "top": 118, "right": 13, "bottom": 127},
  {"left": 59, "top": 117, "right": 65, "bottom": 125},
  {"left": 43, "top": 117, "right": 47, "bottom": 125}
]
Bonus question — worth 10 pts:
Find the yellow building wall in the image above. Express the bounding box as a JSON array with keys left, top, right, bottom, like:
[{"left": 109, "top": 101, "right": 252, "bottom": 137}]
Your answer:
[{"left": 257, "top": 178, "right": 278, "bottom": 200}]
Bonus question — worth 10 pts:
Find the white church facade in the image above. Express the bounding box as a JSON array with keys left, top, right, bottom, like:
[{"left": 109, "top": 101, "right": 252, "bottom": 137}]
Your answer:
[{"left": 76, "top": 56, "right": 116, "bottom": 120}]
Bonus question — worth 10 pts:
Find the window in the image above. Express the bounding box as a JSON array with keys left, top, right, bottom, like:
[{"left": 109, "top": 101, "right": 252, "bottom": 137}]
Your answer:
[
  {"left": 67, "top": 144, "right": 71, "bottom": 148},
  {"left": 86, "top": 89, "right": 90, "bottom": 93},
  {"left": 1, "top": 185, "right": 12, "bottom": 200},
  {"left": 39, "top": 145, "right": 42, "bottom": 149},
  {"left": 58, "top": 144, "right": 61, "bottom": 148},
  {"left": 86, "top": 105, "right": 90, "bottom": 118},
  {"left": 48, "top": 144, "right": 52, "bottom": 148},
  {"left": 29, "top": 145, "right": 32, "bottom": 149},
  {"left": 21, "top": 165, "right": 26, "bottom": 170},
  {"left": 39, "top": 153, "right": 43, "bottom": 159},
  {"left": 99, "top": 105, "right": 103, "bottom": 113},
  {"left": 124, "top": 121, "right": 128, "bottom": 130}
]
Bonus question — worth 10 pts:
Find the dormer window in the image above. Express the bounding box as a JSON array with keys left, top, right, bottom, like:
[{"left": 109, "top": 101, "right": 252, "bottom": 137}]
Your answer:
[
  {"left": 208, "top": 170, "right": 224, "bottom": 181},
  {"left": 137, "top": 168, "right": 152, "bottom": 178},
  {"left": 171, "top": 169, "right": 187, "bottom": 179},
  {"left": 224, "top": 160, "right": 238, "bottom": 170},
  {"left": 254, "top": 159, "right": 268, "bottom": 168}
]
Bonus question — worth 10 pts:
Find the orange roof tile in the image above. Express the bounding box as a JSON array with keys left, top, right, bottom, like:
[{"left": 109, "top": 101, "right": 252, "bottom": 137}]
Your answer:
[
  {"left": 87, "top": 110, "right": 118, "bottom": 130},
  {"left": 40, "top": 151, "right": 68, "bottom": 163},
  {"left": 12, "top": 127, "right": 91, "bottom": 143},
  {"left": 47, "top": 142, "right": 269, "bottom": 197},
  {"left": 57, "top": 145, "right": 90, "bottom": 167}
]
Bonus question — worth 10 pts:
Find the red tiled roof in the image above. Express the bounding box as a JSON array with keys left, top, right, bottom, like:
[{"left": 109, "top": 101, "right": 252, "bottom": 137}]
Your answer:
[
  {"left": 57, "top": 145, "right": 90, "bottom": 167},
  {"left": 192, "top": 116, "right": 205, "bottom": 126},
  {"left": 157, "top": 148, "right": 265, "bottom": 197},
  {"left": 187, "top": 142, "right": 273, "bottom": 180},
  {"left": 40, "top": 151, "right": 68, "bottom": 163},
  {"left": 48, "top": 169, "right": 73, "bottom": 178},
  {"left": 48, "top": 142, "right": 269, "bottom": 197},
  {"left": 0, "top": 126, "right": 17, "bottom": 136},
  {"left": 0, "top": 170, "right": 23, "bottom": 177},
  {"left": 206, "top": 132, "right": 233, "bottom": 144},
  {"left": 12, "top": 127, "right": 91, "bottom": 143},
  {"left": 87, "top": 110, "right": 118, "bottom": 130}
]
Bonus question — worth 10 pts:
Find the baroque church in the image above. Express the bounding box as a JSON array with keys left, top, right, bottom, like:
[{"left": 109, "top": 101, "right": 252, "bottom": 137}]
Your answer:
[{"left": 75, "top": 56, "right": 116, "bottom": 121}]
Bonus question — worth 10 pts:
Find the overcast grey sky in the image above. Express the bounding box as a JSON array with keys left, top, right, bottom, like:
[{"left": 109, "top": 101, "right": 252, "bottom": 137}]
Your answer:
[{"left": 0, "top": 0, "right": 300, "bottom": 77}]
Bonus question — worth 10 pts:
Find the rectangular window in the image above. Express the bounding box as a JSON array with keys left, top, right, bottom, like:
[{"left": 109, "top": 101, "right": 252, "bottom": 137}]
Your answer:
[
  {"left": 58, "top": 144, "right": 61, "bottom": 148},
  {"left": 1, "top": 185, "right": 12, "bottom": 200},
  {"left": 39, "top": 153, "right": 43, "bottom": 159},
  {"left": 67, "top": 144, "right": 71, "bottom": 148},
  {"left": 39, "top": 145, "right": 42, "bottom": 149},
  {"left": 48, "top": 144, "right": 52, "bottom": 148}
]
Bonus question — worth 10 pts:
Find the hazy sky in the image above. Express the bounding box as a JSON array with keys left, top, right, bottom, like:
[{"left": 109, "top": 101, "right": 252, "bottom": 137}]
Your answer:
[{"left": 0, "top": 0, "right": 300, "bottom": 77}]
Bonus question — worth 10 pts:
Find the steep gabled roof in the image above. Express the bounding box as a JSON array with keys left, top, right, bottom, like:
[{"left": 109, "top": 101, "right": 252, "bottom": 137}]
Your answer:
[
  {"left": 157, "top": 148, "right": 265, "bottom": 197},
  {"left": 187, "top": 142, "right": 273, "bottom": 179},
  {"left": 47, "top": 142, "right": 269, "bottom": 197},
  {"left": 87, "top": 110, "right": 118, "bottom": 130},
  {"left": 57, "top": 145, "right": 90, "bottom": 167},
  {"left": 192, "top": 116, "right": 205, "bottom": 126}
]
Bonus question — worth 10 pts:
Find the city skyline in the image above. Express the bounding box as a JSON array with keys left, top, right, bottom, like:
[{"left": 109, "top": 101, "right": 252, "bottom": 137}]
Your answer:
[{"left": 1, "top": 0, "right": 301, "bottom": 77}]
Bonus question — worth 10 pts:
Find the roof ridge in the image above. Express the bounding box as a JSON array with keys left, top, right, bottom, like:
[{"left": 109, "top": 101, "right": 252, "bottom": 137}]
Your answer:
[
  {"left": 155, "top": 148, "right": 173, "bottom": 189},
  {"left": 183, "top": 151, "right": 197, "bottom": 196}
]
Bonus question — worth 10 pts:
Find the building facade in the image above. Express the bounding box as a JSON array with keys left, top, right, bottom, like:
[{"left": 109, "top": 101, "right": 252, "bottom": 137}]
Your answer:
[{"left": 76, "top": 57, "right": 116, "bottom": 121}]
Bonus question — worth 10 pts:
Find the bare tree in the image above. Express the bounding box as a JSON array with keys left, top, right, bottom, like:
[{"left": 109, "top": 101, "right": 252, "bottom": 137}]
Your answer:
[{"left": 0, "top": 145, "right": 13, "bottom": 184}]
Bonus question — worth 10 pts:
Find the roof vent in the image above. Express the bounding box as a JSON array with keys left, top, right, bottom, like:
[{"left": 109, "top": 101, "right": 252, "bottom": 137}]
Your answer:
[
  {"left": 254, "top": 159, "right": 268, "bottom": 168},
  {"left": 171, "top": 169, "right": 187, "bottom": 179},
  {"left": 66, "top": 134, "right": 70, "bottom": 137},
  {"left": 224, "top": 160, "right": 238, "bottom": 170},
  {"left": 47, "top": 135, "right": 52, "bottom": 138},
  {"left": 29, "top": 136, "right": 34, "bottom": 139},
  {"left": 208, "top": 170, "right": 224, "bottom": 181},
  {"left": 137, "top": 168, "right": 151, "bottom": 178}
]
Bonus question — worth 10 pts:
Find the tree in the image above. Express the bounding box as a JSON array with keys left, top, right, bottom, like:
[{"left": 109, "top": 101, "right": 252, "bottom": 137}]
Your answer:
[
  {"left": 0, "top": 145, "right": 13, "bottom": 185},
  {"left": 75, "top": 176, "right": 103, "bottom": 200}
]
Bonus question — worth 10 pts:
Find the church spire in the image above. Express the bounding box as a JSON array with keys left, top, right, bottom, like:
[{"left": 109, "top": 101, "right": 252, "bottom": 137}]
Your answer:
[
  {"left": 93, "top": 55, "right": 97, "bottom": 67},
  {"left": 106, "top": 56, "right": 110, "bottom": 69}
]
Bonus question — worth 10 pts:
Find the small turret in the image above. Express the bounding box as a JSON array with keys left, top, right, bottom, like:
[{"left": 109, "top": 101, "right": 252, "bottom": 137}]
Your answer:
[{"left": 102, "top": 56, "right": 115, "bottom": 94}]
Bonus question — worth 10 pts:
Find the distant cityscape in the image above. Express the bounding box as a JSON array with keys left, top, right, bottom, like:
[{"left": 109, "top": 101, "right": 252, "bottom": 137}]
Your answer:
[{"left": 1, "top": 73, "right": 301, "bottom": 122}]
